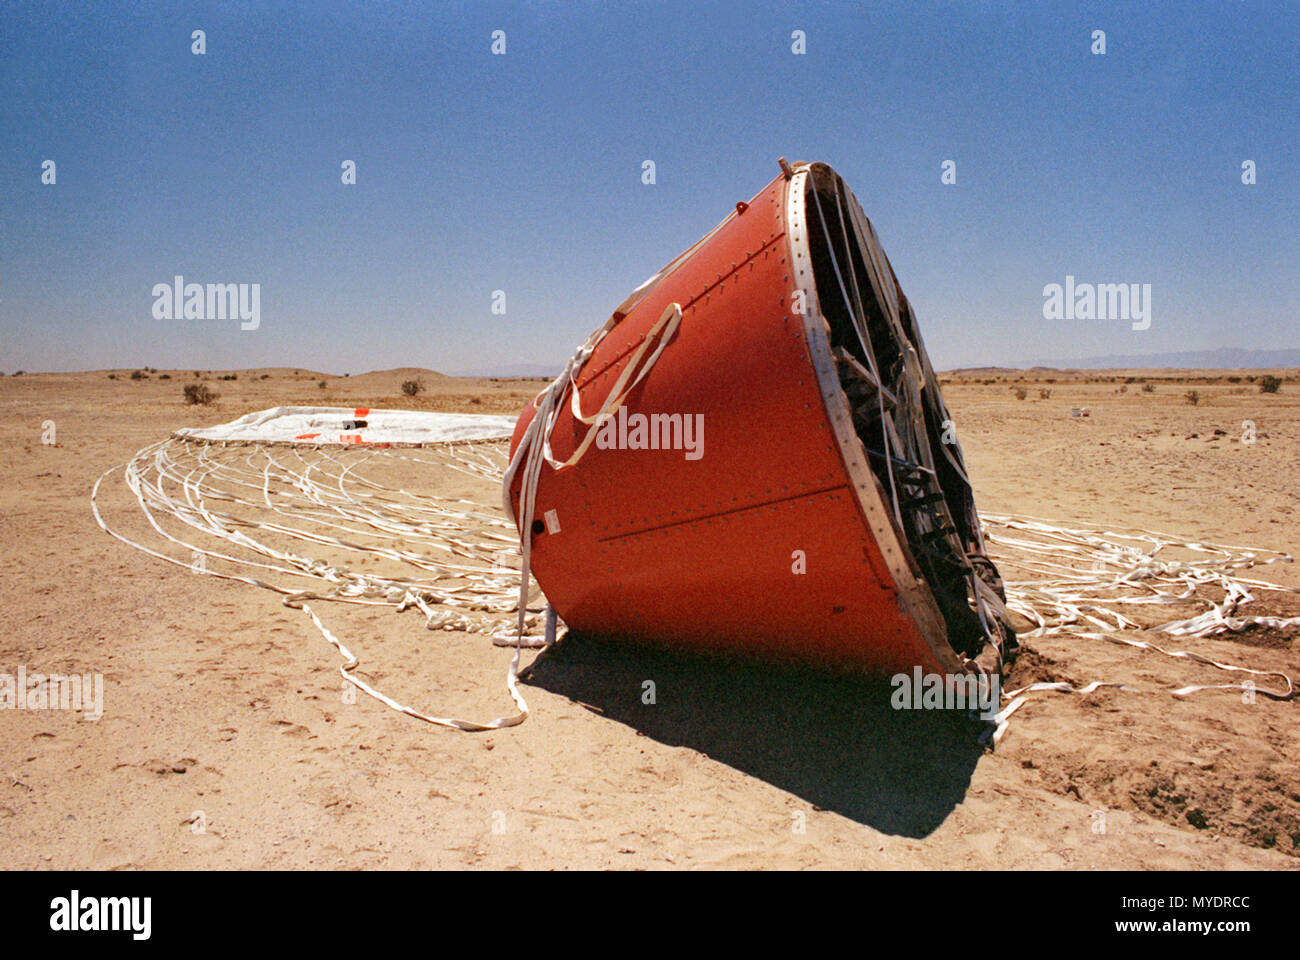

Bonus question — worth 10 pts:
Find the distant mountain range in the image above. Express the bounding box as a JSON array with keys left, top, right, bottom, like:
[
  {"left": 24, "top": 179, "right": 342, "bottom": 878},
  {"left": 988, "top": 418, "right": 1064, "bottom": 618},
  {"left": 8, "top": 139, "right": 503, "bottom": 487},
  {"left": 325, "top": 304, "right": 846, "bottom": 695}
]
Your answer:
[
  {"left": 1013, "top": 347, "right": 1300, "bottom": 371},
  {"left": 461, "top": 348, "right": 1298, "bottom": 379}
]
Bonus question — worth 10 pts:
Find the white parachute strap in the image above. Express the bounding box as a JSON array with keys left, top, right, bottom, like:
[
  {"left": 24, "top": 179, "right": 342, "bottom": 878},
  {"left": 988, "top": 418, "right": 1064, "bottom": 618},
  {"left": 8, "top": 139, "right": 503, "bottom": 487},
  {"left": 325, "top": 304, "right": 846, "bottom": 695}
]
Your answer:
[
  {"left": 294, "top": 598, "right": 530, "bottom": 732},
  {"left": 553, "top": 302, "right": 683, "bottom": 470},
  {"left": 980, "top": 512, "right": 1298, "bottom": 744},
  {"left": 984, "top": 513, "right": 1300, "bottom": 638},
  {"left": 93, "top": 439, "right": 552, "bottom": 732},
  {"left": 502, "top": 303, "right": 684, "bottom": 679},
  {"left": 501, "top": 301, "right": 684, "bottom": 520},
  {"left": 988, "top": 630, "right": 1299, "bottom": 746},
  {"left": 987, "top": 681, "right": 1131, "bottom": 746}
]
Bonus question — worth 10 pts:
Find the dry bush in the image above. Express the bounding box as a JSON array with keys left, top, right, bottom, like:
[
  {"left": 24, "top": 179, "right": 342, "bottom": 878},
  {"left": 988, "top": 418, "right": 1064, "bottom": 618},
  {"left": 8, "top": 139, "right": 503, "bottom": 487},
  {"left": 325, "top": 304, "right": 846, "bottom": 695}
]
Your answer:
[
  {"left": 401, "top": 379, "right": 424, "bottom": 397},
  {"left": 183, "top": 383, "right": 219, "bottom": 406},
  {"left": 1259, "top": 375, "right": 1282, "bottom": 394},
  {"left": 1185, "top": 390, "right": 1200, "bottom": 406}
]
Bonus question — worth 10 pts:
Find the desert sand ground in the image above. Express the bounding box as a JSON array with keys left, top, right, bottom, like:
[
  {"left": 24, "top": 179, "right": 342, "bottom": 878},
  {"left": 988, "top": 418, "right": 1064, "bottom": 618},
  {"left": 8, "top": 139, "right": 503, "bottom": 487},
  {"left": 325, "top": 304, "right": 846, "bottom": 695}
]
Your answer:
[{"left": 0, "top": 366, "right": 1296, "bottom": 869}]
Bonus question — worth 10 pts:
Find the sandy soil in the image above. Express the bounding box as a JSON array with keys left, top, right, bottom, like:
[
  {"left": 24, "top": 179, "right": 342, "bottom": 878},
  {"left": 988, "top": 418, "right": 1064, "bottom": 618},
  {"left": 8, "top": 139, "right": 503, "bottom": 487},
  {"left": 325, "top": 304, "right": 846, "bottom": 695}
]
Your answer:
[{"left": 0, "top": 366, "right": 1296, "bottom": 869}]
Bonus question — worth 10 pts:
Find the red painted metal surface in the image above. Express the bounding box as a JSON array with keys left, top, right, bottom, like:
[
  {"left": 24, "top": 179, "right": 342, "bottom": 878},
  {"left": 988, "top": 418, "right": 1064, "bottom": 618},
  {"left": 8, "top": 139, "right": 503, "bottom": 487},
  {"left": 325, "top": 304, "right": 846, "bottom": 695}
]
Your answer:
[{"left": 507, "top": 167, "right": 962, "bottom": 675}]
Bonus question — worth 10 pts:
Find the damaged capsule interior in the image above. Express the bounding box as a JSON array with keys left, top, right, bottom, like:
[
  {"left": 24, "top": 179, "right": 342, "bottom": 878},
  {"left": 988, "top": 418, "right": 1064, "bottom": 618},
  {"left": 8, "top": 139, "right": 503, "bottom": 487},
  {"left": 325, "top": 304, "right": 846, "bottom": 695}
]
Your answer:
[{"left": 801, "top": 162, "right": 1017, "bottom": 670}]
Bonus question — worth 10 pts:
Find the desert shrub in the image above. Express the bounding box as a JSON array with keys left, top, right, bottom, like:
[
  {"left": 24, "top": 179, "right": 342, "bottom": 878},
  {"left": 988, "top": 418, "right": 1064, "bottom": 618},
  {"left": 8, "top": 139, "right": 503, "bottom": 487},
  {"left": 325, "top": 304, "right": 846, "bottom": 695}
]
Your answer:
[
  {"left": 108, "top": 373, "right": 117, "bottom": 380},
  {"left": 130, "top": 369, "right": 146, "bottom": 380},
  {"left": 1118, "top": 384, "right": 1128, "bottom": 393},
  {"left": 218, "top": 374, "right": 237, "bottom": 381},
  {"left": 1039, "top": 388, "right": 1051, "bottom": 399},
  {"left": 1259, "top": 375, "right": 1282, "bottom": 394},
  {"left": 1014, "top": 387, "right": 1028, "bottom": 400},
  {"left": 1185, "top": 390, "right": 1200, "bottom": 406},
  {"left": 183, "top": 383, "right": 219, "bottom": 406},
  {"left": 318, "top": 380, "right": 326, "bottom": 389},
  {"left": 159, "top": 373, "right": 171, "bottom": 380},
  {"left": 401, "top": 379, "right": 424, "bottom": 397},
  {"left": 1142, "top": 382, "right": 1155, "bottom": 393}
]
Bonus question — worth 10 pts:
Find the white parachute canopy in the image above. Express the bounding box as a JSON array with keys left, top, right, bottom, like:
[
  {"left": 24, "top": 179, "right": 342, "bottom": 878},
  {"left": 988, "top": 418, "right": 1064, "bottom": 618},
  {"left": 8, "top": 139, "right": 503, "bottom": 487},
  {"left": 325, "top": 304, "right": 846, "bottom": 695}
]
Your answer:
[{"left": 173, "top": 406, "right": 517, "bottom": 446}]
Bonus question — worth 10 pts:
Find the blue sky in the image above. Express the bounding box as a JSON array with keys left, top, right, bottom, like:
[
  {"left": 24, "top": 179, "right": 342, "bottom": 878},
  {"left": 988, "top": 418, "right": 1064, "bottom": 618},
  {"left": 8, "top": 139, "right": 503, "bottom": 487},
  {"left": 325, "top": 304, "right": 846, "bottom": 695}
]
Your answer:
[{"left": 2, "top": 0, "right": 1296, "bottom": 374}]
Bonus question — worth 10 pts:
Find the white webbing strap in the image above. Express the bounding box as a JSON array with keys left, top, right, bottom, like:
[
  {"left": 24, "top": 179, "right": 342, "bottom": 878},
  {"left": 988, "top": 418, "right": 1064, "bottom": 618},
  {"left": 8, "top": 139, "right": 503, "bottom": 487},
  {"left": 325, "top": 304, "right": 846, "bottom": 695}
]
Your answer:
[
  {"left": 497, "top": 300, "right": 684, "bottom": 729},
  {"left": 982, "top": 512, "right": 1298, "bottom": 744},
  {"left": 553, "top": 303, "right": 683, "bottom": 470},
  {"left": 989, "top": 681, "right": 1130, "bottom": 746},
  {"left": 497, "top": 302, "right": 683, "bottom": 506},
  {"left": 503, "top": 302, "right": 684, "bottom": 589},
  {"left": 94, "top": 441, "right": 551, "bottom": 732},
  {"left": 989, "top": 638, "right": 1296, "bottom": 745},
  {"left": 1080, "top": 630, "right": 1295, "bottom": 700},
  {"left": 292, "top": 597, "right": 532, "bottom": 731}
]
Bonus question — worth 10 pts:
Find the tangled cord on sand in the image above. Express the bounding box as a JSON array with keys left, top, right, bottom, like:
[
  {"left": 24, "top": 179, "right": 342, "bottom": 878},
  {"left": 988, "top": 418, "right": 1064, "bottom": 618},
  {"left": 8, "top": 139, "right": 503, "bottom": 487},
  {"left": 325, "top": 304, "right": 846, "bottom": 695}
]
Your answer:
[
  {"left": 984, "top": 514, "right": 1300, "bottom": 640},
  {"left": 981, "top": 513, "right": 1298, "bottom": 744},
  {"left": 92, "top": 437, "right": 552, "bottom": 730},
  {"left": 93, "top": 439, "right": 1297, "bottom": 735}
]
